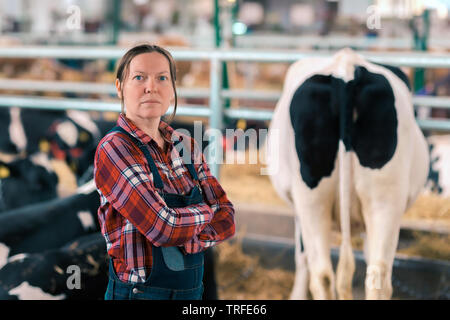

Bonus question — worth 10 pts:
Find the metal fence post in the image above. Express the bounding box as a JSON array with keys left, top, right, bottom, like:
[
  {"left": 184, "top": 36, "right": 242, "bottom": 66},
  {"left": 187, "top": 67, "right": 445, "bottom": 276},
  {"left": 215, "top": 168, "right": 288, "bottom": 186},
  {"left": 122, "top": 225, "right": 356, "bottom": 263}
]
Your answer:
[{"left": 208, "top": 57, "right": 223, "bottom": 179}]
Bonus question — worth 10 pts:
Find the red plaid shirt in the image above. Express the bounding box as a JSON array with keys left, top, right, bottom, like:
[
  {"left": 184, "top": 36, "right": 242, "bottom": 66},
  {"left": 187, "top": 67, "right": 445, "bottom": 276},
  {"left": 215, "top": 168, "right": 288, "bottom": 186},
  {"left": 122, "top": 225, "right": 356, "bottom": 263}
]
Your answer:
[{"left": 94, "top": 114, "right": 235, "bottom": 283}]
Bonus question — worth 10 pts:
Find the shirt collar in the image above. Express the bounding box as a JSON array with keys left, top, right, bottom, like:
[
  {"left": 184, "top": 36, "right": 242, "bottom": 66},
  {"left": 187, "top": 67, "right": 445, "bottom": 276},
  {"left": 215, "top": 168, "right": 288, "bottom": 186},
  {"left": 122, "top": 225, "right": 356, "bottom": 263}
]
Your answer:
[{"left": 117, "top": 113, "right": 179, "bottom": 150}]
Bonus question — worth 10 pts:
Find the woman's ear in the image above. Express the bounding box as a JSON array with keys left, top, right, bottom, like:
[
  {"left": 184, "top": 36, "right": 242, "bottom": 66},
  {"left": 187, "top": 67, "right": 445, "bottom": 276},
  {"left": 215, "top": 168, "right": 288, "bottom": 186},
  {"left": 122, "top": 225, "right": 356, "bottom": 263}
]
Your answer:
[{"left": 115, "top": 79, "right": 122, "bottom": 99}]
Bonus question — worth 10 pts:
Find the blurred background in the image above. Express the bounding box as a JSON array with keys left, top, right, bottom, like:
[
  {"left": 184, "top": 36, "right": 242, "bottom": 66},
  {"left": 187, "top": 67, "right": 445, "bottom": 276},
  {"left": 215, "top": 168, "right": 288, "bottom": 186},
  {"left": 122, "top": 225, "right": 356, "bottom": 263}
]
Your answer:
[
  {"left": 0, "top": 0, "right": 448, "bottom": 136},
  {"left": 0, "top": 0, "right": 448, "bottom": 116},
  {"left": 0, "top": 0, "right": 449, "bottom": 300},
  {"left": 0, "top": 0, "right": 448, "bottom": 48},
  {"left": 0, "top": 0, "right": 448, "bottom": 98}
]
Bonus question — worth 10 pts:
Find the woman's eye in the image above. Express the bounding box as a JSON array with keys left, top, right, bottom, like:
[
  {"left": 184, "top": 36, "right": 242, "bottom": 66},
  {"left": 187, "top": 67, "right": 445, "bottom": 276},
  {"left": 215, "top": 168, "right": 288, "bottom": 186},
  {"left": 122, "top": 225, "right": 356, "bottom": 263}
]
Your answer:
[
  {"left": 134, "top": 75, "right": 143, "bottom": 80},
  {"left": 159, "top": 75, "right": 168, "bottom": 81}
]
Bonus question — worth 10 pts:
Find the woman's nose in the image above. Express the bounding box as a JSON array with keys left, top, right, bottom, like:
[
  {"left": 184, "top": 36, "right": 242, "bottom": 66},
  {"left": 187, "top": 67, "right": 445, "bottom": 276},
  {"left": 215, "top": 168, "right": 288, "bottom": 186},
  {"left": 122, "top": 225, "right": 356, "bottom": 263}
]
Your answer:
[{"left": 145, "top": 78, "right": 157, "bottom": 93}]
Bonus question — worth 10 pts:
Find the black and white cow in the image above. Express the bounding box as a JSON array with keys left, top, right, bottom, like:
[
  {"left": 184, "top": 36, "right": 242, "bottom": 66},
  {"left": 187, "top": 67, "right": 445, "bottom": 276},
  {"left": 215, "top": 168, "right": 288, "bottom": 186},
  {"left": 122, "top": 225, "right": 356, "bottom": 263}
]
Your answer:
[
  {"left": 0, "top": 107, "right": 114, "bottom": 179},
  {"left": 0, "top": 108, "right": 66, "bottom": 156},
  {"left": 0, "top": 107, "right": 118, "bottom": 202},
  {"left": 0, "top": 180, "right": 99, "bottom": 267},
  {"left": 46, "top": 112, "right": 116, "bottom": 182},
  {"left": 426, "top": 135, "right": 450, "bottom": 197},
  {"left": 267, "top": 48, "right": 429, "bottom": 299},
  {"left": 0, "top": 179, "right": 105, "bottom": 300},
  {"left": 0, "top": 232, "right": 108, "bottom": 300},
  {"left": 0, "top": 158, "right": 58, "bottom": 212}
]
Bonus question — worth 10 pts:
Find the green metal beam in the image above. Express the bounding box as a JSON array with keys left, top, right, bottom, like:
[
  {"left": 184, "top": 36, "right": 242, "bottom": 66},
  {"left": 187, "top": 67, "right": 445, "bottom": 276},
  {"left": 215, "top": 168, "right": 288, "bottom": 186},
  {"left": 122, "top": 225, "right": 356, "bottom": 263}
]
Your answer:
[
  {"left": 411, "top": 9, "right": 430, "bottom": 93},
  {"left": 214, "top": 0, "right": 221, "bottom": 47},
  {"left": 110, "top": 0, "right": 121, "bottom": 45}
]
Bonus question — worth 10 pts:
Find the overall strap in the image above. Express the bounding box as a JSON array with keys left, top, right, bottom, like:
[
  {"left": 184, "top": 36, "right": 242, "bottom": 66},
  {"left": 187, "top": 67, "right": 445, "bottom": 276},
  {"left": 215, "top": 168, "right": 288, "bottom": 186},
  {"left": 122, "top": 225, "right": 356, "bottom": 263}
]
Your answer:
[
  {"left": 108, "top": 126, "right": 164, "bottom": 190},
  {"left": 174, "top": 140, "right": 199, "bottom": 182}
]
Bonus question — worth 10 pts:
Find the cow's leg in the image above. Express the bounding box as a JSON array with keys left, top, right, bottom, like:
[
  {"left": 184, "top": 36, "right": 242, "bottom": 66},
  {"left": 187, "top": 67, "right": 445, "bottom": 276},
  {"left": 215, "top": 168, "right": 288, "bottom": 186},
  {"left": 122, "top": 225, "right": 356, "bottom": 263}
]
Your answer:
[
  {"left": 289, "top": 216, "right": 309, "bottom": 300},
  {"left": 360, "top": 195, "right": 404, "bottom": 300},
  {"left": 291, "top": 179, "right": 336, "bottom": 300},
  {"left": 336, "top": 234, "right": 355, "bottom": 300}
]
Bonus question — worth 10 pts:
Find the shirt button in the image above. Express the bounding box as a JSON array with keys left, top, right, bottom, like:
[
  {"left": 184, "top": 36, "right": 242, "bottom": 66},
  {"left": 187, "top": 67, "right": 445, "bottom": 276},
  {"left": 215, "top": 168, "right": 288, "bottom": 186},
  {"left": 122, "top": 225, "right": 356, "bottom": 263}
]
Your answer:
[{"left": 132, "top": 288, "right": 139, "bottom": 294}]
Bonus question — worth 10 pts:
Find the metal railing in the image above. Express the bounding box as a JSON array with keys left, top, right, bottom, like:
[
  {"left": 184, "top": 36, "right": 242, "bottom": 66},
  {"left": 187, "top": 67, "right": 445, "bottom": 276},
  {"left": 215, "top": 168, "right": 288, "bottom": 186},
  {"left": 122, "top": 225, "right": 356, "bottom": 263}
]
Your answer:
[
  {"left": 234, "top": 35, "right": 450, "bottom": 50},
  {"left": 0, "top": 46, "right": 449, "bottom": 176}
]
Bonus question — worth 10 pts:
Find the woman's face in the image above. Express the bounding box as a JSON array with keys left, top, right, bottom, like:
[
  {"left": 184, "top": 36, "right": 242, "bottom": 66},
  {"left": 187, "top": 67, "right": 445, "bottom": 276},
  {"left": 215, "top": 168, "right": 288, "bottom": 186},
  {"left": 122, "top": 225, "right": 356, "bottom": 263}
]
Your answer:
[{"left": 116, "top": 52, "right": 174, "bottom": 122}]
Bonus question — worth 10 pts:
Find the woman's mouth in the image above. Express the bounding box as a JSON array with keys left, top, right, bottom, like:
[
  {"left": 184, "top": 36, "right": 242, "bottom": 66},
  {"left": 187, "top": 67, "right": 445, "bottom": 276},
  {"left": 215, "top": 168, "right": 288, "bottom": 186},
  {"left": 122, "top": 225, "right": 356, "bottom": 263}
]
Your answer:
[{"left": 141, "top": 99, "right": 160, "bottom": 104}]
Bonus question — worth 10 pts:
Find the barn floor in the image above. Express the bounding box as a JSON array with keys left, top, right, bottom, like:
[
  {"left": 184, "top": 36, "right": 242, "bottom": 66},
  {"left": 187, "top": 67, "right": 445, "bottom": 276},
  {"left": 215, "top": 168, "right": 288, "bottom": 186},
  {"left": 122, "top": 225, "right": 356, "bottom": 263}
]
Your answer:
[
  {"left": 214, "top": 231, "right": 449, "bottom": 300},
  {"left": 215, "top": 238, "right": 374, "bottom": 300},
  {"left": 215, "top": 239, "right": 295, "bottom": 300}
]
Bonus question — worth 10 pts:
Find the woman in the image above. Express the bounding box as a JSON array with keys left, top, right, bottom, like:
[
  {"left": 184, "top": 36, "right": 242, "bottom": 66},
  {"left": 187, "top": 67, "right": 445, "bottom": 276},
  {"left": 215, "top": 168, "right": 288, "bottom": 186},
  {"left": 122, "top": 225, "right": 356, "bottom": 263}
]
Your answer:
[{"left": 94, "top": 44, "right": 235, "bottom": 300}]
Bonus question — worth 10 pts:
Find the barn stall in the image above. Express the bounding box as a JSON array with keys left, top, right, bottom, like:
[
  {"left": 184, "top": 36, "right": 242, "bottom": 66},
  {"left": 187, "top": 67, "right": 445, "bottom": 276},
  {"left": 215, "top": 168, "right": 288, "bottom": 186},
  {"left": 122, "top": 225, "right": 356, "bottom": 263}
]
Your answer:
[{"left": 0, "top": 0, "right": 449, "bottom": 300}]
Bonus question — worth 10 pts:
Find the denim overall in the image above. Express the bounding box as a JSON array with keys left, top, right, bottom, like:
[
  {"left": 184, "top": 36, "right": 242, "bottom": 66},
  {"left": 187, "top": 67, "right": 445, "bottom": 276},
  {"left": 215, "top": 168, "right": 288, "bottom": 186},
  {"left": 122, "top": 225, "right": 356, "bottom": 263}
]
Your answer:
[{"left": 104, "top": 126, "right": 205, "bottom": 300}]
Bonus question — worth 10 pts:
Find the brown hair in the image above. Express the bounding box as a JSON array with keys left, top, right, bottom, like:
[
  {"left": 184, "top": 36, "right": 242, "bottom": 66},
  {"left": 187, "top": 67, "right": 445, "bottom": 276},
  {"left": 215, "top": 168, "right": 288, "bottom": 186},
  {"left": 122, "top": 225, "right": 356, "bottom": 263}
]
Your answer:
[{"left": 116, "top": 43, "right": 178, "bottom": 122}]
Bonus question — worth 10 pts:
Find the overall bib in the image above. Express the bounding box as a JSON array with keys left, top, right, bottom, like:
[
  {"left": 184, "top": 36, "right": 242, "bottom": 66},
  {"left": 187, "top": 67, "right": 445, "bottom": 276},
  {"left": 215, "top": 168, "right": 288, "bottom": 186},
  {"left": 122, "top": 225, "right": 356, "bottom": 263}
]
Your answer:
[{"left": 104, "top": 126, "right": 205, "bottom": 300}]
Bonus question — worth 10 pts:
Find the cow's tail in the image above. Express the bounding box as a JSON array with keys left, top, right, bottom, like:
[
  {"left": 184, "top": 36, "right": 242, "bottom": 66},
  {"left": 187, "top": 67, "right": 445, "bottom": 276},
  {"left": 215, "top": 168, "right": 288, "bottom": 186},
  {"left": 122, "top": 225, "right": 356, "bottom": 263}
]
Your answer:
[{"left": 335, "top": 77, "right": 355, "bottom": 300}]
